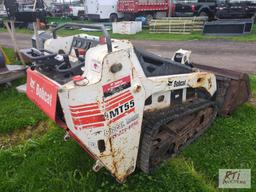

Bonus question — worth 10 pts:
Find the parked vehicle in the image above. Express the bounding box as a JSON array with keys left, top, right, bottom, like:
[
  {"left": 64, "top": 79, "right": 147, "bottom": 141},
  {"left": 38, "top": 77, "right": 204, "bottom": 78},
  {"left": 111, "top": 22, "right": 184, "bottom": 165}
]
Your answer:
[
  {"left": 4, "top": 0, "right": 47, "bottom": 27},
  {"left": 0, "top": 7, "right": 7, "bottom": 18},
  {"left": 69, "top": 3, "right": 85, "bottom": 19},
  {"left": 172, "top": 0, "right": 216, "bottom": 19},
  {"left": 117, "top": 0, "right": 170, "bottom": 20},
  {"left": 17, "top": 1, "right": 52, "bottom": 16},
  {"left": 85, "top": 0, "right": 123, "bottom": 21},
  {"left": 50, "top": 3, "right": 71, "bottom": 17},
  {"left": 19, "top": 4, "right": 34, "bottom": 11},
  {"left": 216, "top": 0, "right": 256, "bottom": 19},
  {"left": 172, "top": 0, "right": 256, "bottom": 20}
]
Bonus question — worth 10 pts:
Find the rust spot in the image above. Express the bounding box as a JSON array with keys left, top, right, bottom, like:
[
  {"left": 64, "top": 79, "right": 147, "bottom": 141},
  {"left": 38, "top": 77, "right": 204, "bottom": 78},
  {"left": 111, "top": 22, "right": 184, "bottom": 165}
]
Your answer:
[
  {"left": 108, "top": 136, "right": 118, "bottom": 174},
  {"left": 118, "top": 158, "right": 136, "bottom": 182},
  {"left": 134, "top": 85, "right": 142, "bottom": 93},
  {"left": 197, "top": 78, "right": 203, "bottom": 83},
  {"left": 208, "top": 78, "right": 212, "bottom": 88}
]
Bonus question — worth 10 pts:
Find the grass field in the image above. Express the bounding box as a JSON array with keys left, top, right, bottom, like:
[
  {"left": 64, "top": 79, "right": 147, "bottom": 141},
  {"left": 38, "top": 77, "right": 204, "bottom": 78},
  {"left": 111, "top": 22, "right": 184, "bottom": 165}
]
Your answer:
[
  {"left": 0, "top": 60, "right": 255, "bottom": 191},
  {"left": 0, "top": 79, "right": 46, "bottom": 134},
  {"left": 0, "top": 78, "right": 255, "bottom": 192},
  {"left": 56, "top": 25, "right": 256, "bottom": 42},
  {"left": 0, "top": 17, "right": 256, "bottom": 42}
]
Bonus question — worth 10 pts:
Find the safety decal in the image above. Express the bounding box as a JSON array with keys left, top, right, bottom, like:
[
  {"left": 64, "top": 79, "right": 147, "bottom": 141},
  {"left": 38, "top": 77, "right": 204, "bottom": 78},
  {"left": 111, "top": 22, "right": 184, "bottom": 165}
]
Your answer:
[{"left": 102, "top": 76, "right": 131, "bottom": 98}]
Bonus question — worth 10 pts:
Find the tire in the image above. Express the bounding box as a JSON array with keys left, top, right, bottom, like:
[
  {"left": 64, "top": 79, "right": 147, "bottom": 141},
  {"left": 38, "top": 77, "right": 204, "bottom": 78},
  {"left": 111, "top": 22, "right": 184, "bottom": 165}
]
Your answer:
[
  {"left": 199, "top": 11, "right": 208, "bottom": 17},
  {"left": 199, "top": 11, "right": 210, "bottom": 20},
  {"left": 124, "top": 14, "right": 135, "bottom": 21},
  {"left": 110, "top": 13, "right": 118, "bottom": 22},
  {"left": 78, "top": 11, "right": 85, "bottom": 20}
]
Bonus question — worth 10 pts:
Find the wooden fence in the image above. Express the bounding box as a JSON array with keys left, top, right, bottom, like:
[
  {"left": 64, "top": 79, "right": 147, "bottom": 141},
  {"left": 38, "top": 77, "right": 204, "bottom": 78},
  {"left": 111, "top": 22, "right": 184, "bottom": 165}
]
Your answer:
[{"left": 149, "top": 17, "right": 208, "bottom": 34}]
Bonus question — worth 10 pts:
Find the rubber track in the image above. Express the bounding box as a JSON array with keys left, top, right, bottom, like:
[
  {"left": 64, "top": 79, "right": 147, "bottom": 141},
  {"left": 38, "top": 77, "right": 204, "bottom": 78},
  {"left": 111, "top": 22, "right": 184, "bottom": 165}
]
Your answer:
[{"left": 138, "top": 99, "right": 218, "bottom": 173}]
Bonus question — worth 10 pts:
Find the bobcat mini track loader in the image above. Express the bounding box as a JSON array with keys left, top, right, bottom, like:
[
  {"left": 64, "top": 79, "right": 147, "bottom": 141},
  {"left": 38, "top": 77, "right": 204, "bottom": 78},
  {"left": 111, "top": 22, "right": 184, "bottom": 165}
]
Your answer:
[{"left": 20, "top": 23, "right": 250, "bottom": 183}]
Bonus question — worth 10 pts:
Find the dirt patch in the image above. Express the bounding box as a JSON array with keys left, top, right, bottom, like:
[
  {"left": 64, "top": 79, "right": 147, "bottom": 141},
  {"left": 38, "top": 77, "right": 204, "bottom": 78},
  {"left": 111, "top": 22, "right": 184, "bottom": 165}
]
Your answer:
[
  {"left": 0, "top": 121, "right": 50, "bottom": 150},
  {"left": 249, "top": 97, "right": 256, "bottom": 107}
]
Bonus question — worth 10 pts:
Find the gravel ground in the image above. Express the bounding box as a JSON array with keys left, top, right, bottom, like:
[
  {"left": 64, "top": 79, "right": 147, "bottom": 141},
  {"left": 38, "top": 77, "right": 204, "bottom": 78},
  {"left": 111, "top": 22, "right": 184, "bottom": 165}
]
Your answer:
[{"left": 133, "top": 39, "right": 256, "bottom": 74}]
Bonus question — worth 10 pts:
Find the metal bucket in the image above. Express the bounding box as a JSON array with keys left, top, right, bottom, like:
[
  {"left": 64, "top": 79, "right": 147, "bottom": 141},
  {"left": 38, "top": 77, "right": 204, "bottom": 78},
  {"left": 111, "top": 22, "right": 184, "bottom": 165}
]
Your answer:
[{"left": 193, "top": 63, "right": 251, "bottom": 116}]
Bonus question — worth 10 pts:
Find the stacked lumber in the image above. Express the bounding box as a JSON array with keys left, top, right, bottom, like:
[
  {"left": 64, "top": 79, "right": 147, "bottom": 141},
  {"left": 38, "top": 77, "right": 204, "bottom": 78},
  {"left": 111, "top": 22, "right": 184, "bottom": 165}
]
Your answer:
[{"left": 149, "top": 17, "right": 208, "bottom": 34}]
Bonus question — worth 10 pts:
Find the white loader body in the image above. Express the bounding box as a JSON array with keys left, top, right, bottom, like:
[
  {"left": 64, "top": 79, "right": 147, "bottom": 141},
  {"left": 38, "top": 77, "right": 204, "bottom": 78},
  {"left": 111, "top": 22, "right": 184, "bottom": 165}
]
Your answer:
[
  {"left": 24, "top": 24, "right": 217, "bottom": 182},
  {"left": 43, "top": 38, "right": 216, "bottom": 182}
]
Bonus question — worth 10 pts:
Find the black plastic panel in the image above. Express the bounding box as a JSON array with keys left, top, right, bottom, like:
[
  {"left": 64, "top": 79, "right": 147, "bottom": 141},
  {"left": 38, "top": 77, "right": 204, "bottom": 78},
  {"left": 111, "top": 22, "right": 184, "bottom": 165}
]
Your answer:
[
  {"left": 134, "top": 48, "right": 193, "bottom": 77},
  {"left": 203, "top": 19, "right": 253, "bottom": 35}
]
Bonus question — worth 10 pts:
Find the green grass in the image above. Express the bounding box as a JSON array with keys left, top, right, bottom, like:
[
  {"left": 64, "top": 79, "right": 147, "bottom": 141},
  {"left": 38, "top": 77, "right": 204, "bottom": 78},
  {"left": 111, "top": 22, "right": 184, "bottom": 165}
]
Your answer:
[
  {"left": 56, "top": 25, "right": 256, "bottom": 42},
  {"left": 0, "top": 96, "right": 255, "bottom": 191},
  {"left": 47, "top": 17, "right": 92, "bottom": 25},
  {"left": 2, "top": 47, "right": 20, "bottom": 64},
  {"left": 0, "top": 48, "right": 255, "bottom": 191},
  {"left": 0, "top": 79, "right": 46, "bottom": 134},
  {"left": 0, "top": 125, "right": 217, "bottom": 192},
  {"left": 0, "top": 17, "right": 256, "bottom": 42},
  {"left": 0, "top": 76, "right": 254, "bottom": 191},
  {"left": 183, "top": 103, "right": 256, "bottom": 190}
]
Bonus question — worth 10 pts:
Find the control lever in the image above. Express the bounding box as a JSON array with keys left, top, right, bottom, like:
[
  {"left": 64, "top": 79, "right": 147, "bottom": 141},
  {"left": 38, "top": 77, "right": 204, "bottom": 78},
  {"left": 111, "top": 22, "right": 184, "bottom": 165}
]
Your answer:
[
  {"left": 63, "top": 54, "right": 71, "bottom": 68},
  {"left": 74, "top": 49, "right": 79, "bottom": 58}
]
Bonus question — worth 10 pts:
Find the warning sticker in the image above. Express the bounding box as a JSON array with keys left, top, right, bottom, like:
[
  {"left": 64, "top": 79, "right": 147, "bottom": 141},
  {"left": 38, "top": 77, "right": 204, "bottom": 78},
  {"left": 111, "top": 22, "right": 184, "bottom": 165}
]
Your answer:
[{"left": 103, "top": 76, "right": 131, "bottom": 98}]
